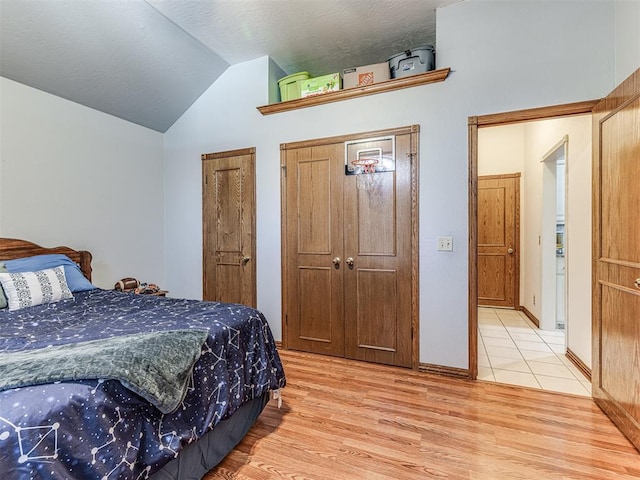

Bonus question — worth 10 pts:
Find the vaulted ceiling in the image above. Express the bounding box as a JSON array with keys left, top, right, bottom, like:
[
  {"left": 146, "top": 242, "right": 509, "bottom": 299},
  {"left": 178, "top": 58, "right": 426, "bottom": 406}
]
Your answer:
[{"left": 0, "top": 0, "right": 460, "bottom": 132}]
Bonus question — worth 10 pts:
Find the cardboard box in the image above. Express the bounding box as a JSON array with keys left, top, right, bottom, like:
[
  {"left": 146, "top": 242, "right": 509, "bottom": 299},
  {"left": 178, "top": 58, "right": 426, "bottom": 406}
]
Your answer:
[
  {"left": 300, "top": 73, "right": 341, "bottom": 97},
  {"left": 343, "top": 62, "right": 390, "bottom": 89}
]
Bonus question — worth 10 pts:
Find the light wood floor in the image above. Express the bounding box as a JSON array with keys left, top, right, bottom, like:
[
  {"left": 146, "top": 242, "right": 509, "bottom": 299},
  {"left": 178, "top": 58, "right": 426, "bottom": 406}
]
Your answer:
[{"left": 204, "top": 350, "right": 640, "bottom": 479}]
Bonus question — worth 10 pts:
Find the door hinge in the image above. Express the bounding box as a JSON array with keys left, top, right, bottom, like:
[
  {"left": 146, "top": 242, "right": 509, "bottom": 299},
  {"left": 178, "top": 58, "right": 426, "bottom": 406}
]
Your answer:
[
  {"left": 285, "top": 314, "right": 288, "bottom": 325},
  {"left": 281, "top": 164, "right": 286, "bottom": 177},
  {"left": 205, "top": 174, "right": 208, "bottom": 185}
]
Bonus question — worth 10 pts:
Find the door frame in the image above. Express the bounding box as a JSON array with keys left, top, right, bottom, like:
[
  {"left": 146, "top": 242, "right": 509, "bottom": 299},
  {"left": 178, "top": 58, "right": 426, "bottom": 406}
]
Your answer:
[
  {"left": 468, "top": 101, "right": 598, "bottom": 380},
  {"left": 540, "top": 137, "right": 569, "bottom": 332},
  {"left": 280, "top": 125, "right": 420, "bottom": 369}
]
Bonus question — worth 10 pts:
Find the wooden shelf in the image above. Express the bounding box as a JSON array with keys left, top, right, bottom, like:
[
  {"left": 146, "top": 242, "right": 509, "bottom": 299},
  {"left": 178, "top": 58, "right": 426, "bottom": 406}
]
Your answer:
[{"left": 257, "top": 67, "right": 451, "bottom": 115}]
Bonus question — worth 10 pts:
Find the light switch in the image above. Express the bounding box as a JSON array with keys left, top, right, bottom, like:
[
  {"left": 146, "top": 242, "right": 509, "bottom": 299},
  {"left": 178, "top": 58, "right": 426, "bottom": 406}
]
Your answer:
[{"left": 437, "top": 236, "right": 453, "bottom": 252}]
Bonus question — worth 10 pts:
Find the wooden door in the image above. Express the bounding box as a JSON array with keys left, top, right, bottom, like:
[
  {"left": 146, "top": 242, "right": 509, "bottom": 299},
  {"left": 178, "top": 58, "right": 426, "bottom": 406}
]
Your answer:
[
  {"left": 592, "top": 68, "right": 640, "bottom": 451},
  {"left": 202, "top": 148, "right": 256, "bottom": 307},
  {"left": 282, "top": 126, "right": 418, "bottom": 367},
  {"left": 283, "top": 143, "right": 345, "bottom": 356},
  {"left": 343, "top": 133, "right": 414, "bottom": 367},
  {"left": 478, "top": 174, "right": 520, "bottom": 309}
]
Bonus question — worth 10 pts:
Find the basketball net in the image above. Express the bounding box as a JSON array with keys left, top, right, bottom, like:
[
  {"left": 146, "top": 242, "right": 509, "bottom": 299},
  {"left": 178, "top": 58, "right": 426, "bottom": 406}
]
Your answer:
[{"left": 352, "top": 158, "right": 378, "bottom": 191}]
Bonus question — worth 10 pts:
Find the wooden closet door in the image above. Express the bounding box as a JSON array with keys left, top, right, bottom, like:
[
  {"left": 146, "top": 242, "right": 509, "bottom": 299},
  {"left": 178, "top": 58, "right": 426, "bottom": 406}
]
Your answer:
[
  {"left": 284, "top": 144, "right": 345, "bottom": 356},
  {"left": 343, "top": 132, "right": 414, "bottom": 367},
  {"left": 282, "top": 126, "right": 418, "bottom": 368},
  {"left": 202, "top": 148, "right": 256, "bottom": 307}
]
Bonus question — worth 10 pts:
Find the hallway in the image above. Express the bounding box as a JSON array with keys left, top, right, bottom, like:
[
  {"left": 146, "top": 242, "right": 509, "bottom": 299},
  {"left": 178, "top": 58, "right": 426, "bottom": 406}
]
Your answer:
[{"left": 478, "top": 307, "right": 591, "bottom": 396}]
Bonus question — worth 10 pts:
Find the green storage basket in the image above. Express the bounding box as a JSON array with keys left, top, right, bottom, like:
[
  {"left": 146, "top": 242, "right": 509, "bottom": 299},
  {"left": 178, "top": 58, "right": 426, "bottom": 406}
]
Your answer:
[{"left": 278, "top": 72, "right": 310, "bottom": 102}]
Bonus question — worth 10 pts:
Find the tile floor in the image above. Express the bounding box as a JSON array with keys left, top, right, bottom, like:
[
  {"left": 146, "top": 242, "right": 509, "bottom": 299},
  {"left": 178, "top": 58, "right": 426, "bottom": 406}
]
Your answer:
[{"left": 478, "top": 307, "right": 591, "bottom": 396}]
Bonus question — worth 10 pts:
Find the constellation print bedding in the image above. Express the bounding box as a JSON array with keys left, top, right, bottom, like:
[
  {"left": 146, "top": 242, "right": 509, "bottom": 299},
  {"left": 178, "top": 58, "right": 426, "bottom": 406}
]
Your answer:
[{"left": 0, "top": 289, "right": 286, "bottom": 479}]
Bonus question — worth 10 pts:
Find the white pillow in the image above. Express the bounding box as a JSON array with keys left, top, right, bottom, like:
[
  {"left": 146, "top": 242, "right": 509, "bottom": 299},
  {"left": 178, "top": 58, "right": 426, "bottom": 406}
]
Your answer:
[{"left": 0, "top": 266, "right": 74, "bottom": 311}]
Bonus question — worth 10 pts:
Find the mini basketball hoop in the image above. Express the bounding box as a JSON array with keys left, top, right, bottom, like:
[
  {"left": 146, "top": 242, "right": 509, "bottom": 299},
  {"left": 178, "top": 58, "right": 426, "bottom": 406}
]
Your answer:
[{"left": 351, "top": 158, "right": 378, "bottom": 190}]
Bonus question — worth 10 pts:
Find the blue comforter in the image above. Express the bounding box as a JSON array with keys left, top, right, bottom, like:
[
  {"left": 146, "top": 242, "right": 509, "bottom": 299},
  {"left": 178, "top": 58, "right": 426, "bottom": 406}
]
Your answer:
[{"left": 0, "top": 289, "right": 286, "bottom": 479}]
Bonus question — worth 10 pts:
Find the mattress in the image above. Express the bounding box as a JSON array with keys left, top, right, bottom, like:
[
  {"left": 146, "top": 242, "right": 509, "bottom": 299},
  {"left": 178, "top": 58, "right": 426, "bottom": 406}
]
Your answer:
[{"left": 0, "top": 289, "right": 286, "bottom": 479}]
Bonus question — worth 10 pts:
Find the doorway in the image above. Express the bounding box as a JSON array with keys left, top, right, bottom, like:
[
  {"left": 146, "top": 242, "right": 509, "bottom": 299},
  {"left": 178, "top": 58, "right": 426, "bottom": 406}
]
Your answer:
[
  {"left": 541, "top": 137, "right": 567, "bottom": 331},
  {"left": 468, "top": 102, "right": 596, "bottom": 394}
]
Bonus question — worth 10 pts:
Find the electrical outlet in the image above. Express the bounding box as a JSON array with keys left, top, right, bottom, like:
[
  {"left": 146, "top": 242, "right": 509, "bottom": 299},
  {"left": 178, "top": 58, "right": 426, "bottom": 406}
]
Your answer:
[{"left": 437, "top": 236, "right": 453, "bottom": 252}]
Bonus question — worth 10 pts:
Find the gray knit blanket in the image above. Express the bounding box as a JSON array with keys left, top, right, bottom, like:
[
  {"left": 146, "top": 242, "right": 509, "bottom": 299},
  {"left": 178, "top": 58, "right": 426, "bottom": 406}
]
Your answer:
[{"left": 0, "top": 329, "right": 209, "bottom": 414}]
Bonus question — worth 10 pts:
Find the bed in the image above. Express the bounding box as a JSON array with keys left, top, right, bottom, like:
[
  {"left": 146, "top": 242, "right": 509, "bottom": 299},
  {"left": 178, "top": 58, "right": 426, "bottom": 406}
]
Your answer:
[{"left": 0, "top": 238, "right": 286, "bottom": 479}]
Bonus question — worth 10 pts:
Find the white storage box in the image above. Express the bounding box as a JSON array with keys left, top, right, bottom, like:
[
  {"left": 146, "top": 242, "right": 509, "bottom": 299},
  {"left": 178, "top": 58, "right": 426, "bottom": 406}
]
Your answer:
[{"left": 388, "top": 46, "right": 435, "bottom": 78}]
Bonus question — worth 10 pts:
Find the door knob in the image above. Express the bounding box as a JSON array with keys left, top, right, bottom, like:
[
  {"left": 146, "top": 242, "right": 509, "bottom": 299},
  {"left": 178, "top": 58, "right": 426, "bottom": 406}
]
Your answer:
[
  {"left": 241, "top": 255, "right": 250, "bottom": 265},
  {"left": 634, "top": 278, "right": 640, "bottom": 289},
  {"left": 507, "top": 248, "right": 514, "bottom": 254},
  {"left": 332, "top": 257, "right": 341, "bottom": 266},
  {"left": 346, "top": 257, "right": 354, "bottom": 267}
]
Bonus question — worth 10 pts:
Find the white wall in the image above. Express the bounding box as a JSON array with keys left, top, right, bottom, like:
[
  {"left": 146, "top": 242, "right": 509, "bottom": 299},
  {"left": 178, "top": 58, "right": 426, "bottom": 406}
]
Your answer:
[
  {"left": 615, "top": 0, "right": 640, "bottom": 85},
  {"left": 478, "top": 124, "right": 525, "bottom": 177},
  {"left": 0, "top": 77, "right": 165, "bottom": 288},
  {"left": 164, "top": 0, "right": 615, "bottom": 368},
  {"left": 523, "top": 116, "right": 593, "bottom": 366}
]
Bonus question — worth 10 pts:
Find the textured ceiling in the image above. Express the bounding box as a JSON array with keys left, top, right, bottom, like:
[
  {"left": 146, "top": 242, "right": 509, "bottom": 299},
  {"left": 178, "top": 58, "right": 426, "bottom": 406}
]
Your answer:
[
  {"left": 148, "top": 0, "right": 458, "bottom": 77},
  {"left": 0, "top": 0, "right": 460, "bottom": 133},
  {"left": 0, "top": 0, "right": 229, "bottom": 133}
]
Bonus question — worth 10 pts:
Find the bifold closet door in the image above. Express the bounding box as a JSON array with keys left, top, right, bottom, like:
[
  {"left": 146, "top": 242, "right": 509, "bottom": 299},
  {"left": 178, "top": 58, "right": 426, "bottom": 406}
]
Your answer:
[{"left": 282, "top": 127, "right": 417, "bottom": 368}]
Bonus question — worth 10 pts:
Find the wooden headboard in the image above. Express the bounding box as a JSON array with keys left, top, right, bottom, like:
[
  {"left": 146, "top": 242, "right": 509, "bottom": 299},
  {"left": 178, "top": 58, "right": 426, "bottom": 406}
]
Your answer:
[{"left": 0, "top": 238, "right": 93, "bottom": 281}]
